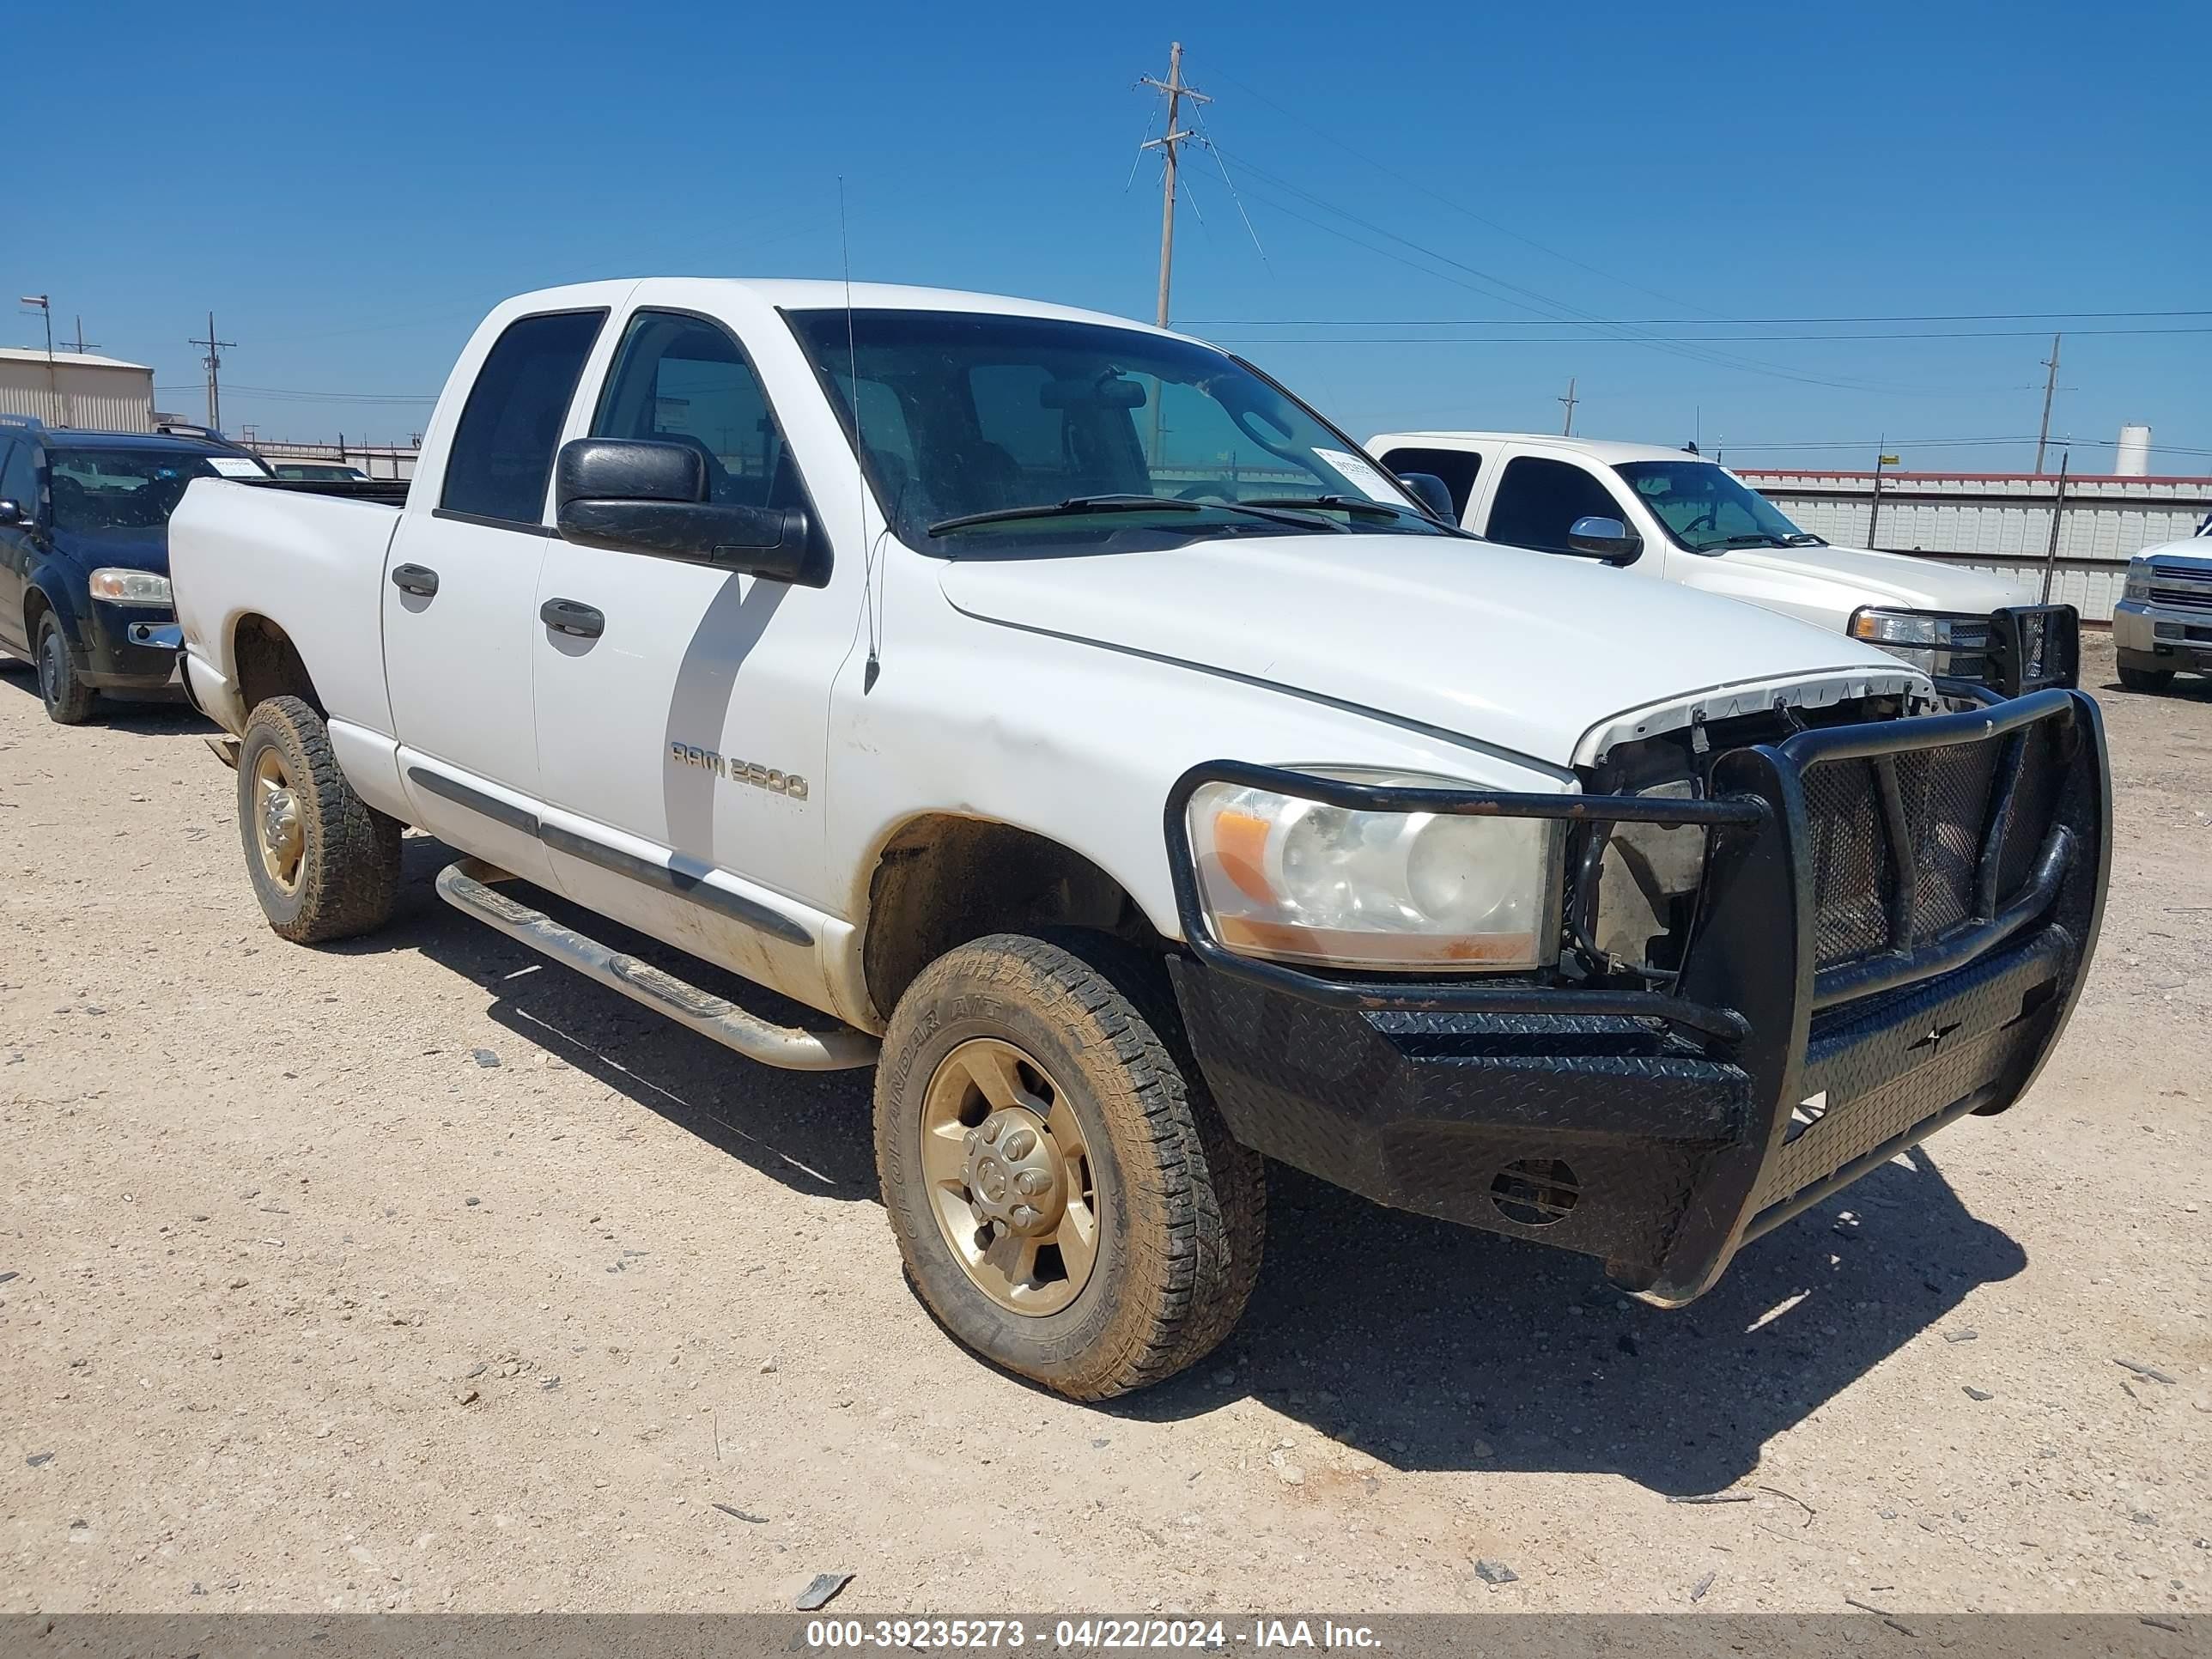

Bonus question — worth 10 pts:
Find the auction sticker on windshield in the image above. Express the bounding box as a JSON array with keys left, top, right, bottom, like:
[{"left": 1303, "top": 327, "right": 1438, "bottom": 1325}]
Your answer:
[
  {"left": 207, "top": 456, "right": 268, "bottom": 477},
  {"left": 1311, "top": 447, "right": 1401, "bottom": 503}
]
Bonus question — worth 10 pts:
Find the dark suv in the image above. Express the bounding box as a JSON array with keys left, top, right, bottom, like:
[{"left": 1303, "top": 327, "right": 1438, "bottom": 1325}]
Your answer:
[{"left": 0, "top": 416, "right": 268, "bottom": 723}]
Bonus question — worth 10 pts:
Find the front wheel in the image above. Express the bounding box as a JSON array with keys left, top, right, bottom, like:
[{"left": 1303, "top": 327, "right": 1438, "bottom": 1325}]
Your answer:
[
  {"left": 236, "top": 695, "right": 403, "bottom": 943},
  {"left": 875, "top": 932, "right": 1265, "bottom": 1400},
  {"left": 36, "top": 612, "right": 95, "bottom": 725}
]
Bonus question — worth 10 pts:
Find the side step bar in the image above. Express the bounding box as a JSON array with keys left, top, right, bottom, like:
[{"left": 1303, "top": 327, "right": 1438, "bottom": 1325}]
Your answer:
[{"left": 434, "top": 859, "right": 878, "bottom": 1073}]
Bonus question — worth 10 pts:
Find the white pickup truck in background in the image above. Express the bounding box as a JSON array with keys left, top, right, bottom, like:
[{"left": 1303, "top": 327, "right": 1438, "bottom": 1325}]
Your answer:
[
  {"left": 1370, "top": 430, "right": 2078, "bottom": 698},
  {"left": 168, "top": 279, "right": 2109, "bottom": 1398}
]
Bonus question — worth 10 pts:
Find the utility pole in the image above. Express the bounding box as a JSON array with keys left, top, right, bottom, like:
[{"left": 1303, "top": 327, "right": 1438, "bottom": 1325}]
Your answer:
[
  {"left": 18, "top": 295, "right": 56, "bottom": 422},
  {"left": 1558, "top": 375, "right": 1579, "bottom": 436},
  {"left": 2033, "top": 333, "right": 2062, "bottom": 475},
  {"left": 188, "top": 311, "right": 235, "bottom": 434},
  {"left": 1866, "top": 442, "right": 1900, "bottom": 549},
  {"left": 62, "top": 315, "right": 99, "bottom": 354},
  {"left": 2039, "top": 448, "right": 2070, "bottom": 604},
  {"left": 1139, "top": 42, "right": 1207, "bottom": 330}
]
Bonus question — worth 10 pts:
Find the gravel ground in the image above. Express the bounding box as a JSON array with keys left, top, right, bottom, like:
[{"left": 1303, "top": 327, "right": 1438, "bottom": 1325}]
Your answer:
[{"left": 1, "top": 635, "right": 2206, "bottom": 1617}]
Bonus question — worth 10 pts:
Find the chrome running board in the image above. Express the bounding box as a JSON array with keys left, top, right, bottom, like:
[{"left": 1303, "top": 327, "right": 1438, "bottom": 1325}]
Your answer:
[{"left": 434, "top": 858, "right": 878, "bottom": 1073}]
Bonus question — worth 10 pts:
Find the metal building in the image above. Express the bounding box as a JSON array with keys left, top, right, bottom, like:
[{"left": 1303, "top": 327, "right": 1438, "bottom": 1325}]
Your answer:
[
  {"left": 0, "top": 346, "right": 155, "bottom": 432},
  {"left": 1741, "top": 467, "right": 2212, "bottom": 623}
]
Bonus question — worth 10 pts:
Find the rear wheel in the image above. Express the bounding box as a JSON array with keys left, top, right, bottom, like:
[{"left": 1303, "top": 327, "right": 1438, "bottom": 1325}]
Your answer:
[
  {"left": 875, "top": 932, "right": 1265, "bottom": 1400},
  {"left": 36, "top": 612, "right": 95, "bottom": 725},
  {"left": 2119, "top": 665, "right": 2175, "bottom": 693},
  {"left": 236, "top": 695, "right": 403, "bottom": 943}
]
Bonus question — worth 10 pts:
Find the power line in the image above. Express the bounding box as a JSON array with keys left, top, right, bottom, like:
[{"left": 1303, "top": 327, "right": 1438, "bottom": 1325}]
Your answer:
[{"left": 1206, "top": 146, "right": 1945, "bottom": 396}]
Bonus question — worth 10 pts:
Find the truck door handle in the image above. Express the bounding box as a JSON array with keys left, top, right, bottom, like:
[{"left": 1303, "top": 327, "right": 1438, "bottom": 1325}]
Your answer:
[
  {"left": 391, "top": 563, "right": 440, "bottom": 598},
  {"left": 540, "top": 598, "right": 605, "bottom": 639}
]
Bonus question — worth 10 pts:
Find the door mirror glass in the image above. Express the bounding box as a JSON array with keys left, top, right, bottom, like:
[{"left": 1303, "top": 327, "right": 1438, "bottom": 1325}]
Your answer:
[
  {"left": 1567, "top": 515, "right": 1642, "bottom": 561},
  {"left": 554, "top": 438, "right": 829, "bottom": 586},
  {"left": 1394, "top": 471, "right": 1457, "bottom": 524},
  {"left": 0, "top": 499, "right": 25, "bottom": 526}
]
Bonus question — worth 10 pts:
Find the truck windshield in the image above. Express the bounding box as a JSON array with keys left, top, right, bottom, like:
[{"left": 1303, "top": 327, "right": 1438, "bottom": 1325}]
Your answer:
[
  {"left": 1613, "top": 459, "right": 1822, "bottom": 555},
  {"left": 47, "top": 449, "right": 224, "bottom": 533},
  {"left": 786, "top": 308, "right": 1454, "bottom": 550}
]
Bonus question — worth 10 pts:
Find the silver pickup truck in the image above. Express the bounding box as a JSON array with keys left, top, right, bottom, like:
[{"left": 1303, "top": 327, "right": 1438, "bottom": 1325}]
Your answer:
[{"left": 2114, "top": 523, "right": 2212, "bottom": 692}]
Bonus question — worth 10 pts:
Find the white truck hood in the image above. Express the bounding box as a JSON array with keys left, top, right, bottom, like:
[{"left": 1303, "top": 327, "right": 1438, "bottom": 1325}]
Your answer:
[
  {"left": 1693, "top": 538, "right": 2020, "bottom": 615},
  {"left": 939, "top": 534, "right": 1926, "bottom": 770}
]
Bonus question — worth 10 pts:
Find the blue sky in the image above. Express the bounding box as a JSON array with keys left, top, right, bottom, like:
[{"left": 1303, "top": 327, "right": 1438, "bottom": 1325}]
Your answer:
[{"left": 14, "top": 0, "right": 2208, "bottom": 472}]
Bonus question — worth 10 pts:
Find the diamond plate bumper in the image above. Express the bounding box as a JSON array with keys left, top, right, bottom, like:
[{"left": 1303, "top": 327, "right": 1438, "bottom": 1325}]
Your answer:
[{"left": 1164, "top": 688, "right": 2110, "bottom": 1305}]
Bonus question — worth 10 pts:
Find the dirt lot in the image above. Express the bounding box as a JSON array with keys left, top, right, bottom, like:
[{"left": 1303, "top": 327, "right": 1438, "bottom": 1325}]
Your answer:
[{"left": 1, "top": 635, "right": 2207, "bottom": 1617}]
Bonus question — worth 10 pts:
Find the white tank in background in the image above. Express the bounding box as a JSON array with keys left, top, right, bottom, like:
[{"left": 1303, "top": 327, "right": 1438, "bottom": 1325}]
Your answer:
[{"left": 2114, "top": 423, "right": 2153, "bottom": 477}]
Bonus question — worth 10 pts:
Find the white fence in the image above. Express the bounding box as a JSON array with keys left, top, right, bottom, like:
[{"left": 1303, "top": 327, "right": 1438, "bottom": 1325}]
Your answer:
[{"left": 1741, "top": 469, "right": 2212, "bottom": 622}]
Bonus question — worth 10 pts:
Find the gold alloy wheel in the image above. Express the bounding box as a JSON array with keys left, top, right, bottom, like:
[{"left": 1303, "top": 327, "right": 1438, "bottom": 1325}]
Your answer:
[
  {"left": 252, "top": 746, "right": 306, "bottom": 895},
  {"left": 918, "top": 1036, "right": 1100, "bottom": 1316}
]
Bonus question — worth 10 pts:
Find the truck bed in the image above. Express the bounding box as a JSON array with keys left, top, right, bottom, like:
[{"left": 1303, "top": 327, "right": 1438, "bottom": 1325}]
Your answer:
[{"left": 171, "top": 476, "right": 410, "bottom": 738}]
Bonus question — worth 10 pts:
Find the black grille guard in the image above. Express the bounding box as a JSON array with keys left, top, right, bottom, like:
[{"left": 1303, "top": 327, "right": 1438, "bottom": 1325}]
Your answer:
[{"left": 1164, "top": 685, "right": 2111, "bottom": 1301}]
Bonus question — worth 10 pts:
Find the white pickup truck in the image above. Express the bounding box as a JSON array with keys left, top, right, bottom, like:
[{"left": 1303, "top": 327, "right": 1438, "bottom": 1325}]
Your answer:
[
  {"left": 1369, "top": 431, "right": 2078, "bottom": 698},
  {"left": 170, "top": 280, "right": 2109, "bottom": 1398}
]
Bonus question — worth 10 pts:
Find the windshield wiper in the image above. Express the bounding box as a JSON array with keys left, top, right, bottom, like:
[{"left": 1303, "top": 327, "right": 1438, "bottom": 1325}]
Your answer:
[
  {"left": 928, "top": 495, "right": 1200, "bottom": 536},
  {"left": 1779, "top": 532, "right": 1825, "bottom": 546},
  {"left": 1239, "top": 494, "right": 1426, "bottom": 522},
  {"left": 1720, "top": 532, "right": 1795, "bottom": 549},
  {"left": 927, "top": 494, "right": 1340, "bottom": 538}
]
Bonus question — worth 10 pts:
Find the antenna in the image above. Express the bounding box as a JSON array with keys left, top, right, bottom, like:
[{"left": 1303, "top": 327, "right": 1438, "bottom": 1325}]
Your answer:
[{"left": 841, "top": 178, "right": 881, "bottom": 694}]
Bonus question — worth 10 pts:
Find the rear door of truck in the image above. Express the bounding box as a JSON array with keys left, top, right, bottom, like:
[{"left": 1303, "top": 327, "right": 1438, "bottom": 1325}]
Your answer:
[{"left": 382, "top": 306, "right": 610, "bottom": 884}]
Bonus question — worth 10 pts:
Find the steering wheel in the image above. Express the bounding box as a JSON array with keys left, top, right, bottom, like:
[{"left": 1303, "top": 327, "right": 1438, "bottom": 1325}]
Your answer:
[
  {"left": 1176, "top": 483, "right": 1232, "bottom": 502},
  {"left": 1682, "top": 507, "right": 1719, "bottom": 535}
]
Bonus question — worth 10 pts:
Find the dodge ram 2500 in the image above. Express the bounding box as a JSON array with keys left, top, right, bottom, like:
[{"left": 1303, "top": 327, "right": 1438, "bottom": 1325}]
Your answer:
[{"left": 170, "top": 279, "right": 2110, "bottom": 1399}]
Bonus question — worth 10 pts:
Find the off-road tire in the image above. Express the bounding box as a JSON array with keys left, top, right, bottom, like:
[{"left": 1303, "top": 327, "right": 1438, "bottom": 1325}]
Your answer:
[
  {"left": 237, "top": 695, "right": 403, "bottom": 943},
  {"left": 36, "top": 612, "right": 96, "bottom": 725},
  {"left": 2119, "top": 665, "right": 2175, "bottom": 693},
  {"left": 875, "top": 931, "right": 1266, "bottom": 1400}
]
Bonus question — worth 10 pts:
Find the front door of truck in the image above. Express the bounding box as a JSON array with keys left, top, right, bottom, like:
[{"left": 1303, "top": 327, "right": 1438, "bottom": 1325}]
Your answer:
[
  {"left": 382, "top": 306, "right": 608, "bottom": 885},
  {"left": 1478, "top": 451, "right": 1656, "bottom": 574},
  {"left": 528, "top": 305, "right": 849, "bottom": 1001}
]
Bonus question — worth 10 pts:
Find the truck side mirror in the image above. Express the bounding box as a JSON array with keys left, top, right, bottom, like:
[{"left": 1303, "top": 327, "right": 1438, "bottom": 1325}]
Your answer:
[
  {"left": 1566, "top": 515, "right": 1642, "bottom": 562},
  {"left": 1395, "top": 471, "right": 1458, "bottom": 524},
  {"left": 0, "top": 499, "right": 24, "bottom": 526},
  {"left": 553, "top": 438, "right": 830, "bottom": 588}
]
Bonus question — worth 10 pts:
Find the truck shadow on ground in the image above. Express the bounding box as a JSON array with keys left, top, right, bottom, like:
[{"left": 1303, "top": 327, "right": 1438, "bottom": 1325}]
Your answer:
[
  {"left": 1114, "top": 1153, "right": 2026, "bottom": 1494},
  {"left": 336, "top": 834, "right": 879, "bottom": 1200},
  {"left": 356, "top": 834, "right": 2027, "bottom": 1494}
]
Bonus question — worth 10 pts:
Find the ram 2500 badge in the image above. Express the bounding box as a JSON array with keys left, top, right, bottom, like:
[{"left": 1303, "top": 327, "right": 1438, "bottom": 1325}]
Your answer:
[{"left": 169, "top": 280, "right": 2110, "bottom": 1398}]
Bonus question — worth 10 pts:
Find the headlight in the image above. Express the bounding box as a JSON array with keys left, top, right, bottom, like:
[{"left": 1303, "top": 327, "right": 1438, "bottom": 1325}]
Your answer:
[
  {"left": 88, "top": 568, "right": 173, "bottom": 605},
  {"left": 2123, "top": 558, "right": 2152, "bottom": 602},
  {"left": 1185, "top": 770, "right": 1565, "bottom": 970},
  {"left": 1847, "top": 606, "right": 1989, "bottom": 673}
]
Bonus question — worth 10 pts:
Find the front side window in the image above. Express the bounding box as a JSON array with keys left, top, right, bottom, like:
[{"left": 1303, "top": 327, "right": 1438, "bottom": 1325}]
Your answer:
[
  {"left": 592, "top": 310, "right": 811, "bottom": 513},
  {"left": 441, "top": 309, "right": 606, "bottom": 525},
  {"left": 1613, "top": 460, "right": 1819, "bottom": 554},
  {"left": 786, "top": 308, "right": 1454, "bottom": 551},
  {"left": 46, "top": 447, "right": 223, "bottom": 533},
  {"left": 1484, "top": 457, "right": 1632, "bottom": 555}
]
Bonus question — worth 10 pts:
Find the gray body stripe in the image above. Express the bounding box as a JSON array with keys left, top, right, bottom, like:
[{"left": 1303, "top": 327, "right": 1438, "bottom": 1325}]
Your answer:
[{"left": 406, "top": 767, "right": 812, "bottom": 950}]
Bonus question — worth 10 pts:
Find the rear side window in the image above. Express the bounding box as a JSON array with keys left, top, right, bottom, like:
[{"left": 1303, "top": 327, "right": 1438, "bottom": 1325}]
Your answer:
[
  {"left": 1485, "top": 456, "right": 1628, "bottom": 553},
  {"left": 1376, "top": 445, "right": 1483, "bottom": 520},
  {"left": 441, "top": 309, "right": 606, "bottom": 525}
]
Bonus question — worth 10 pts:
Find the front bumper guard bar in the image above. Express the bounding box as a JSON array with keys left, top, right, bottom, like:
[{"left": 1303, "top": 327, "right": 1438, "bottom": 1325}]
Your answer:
[{"left": 1162, "top": 686, "right": 2110, "bottom": 1306}]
